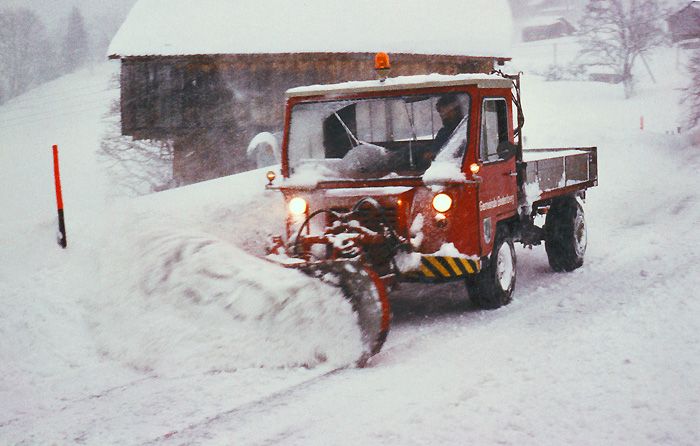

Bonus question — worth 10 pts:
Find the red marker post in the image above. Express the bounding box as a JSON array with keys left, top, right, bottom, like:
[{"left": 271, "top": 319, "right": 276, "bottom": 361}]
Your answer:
[{"left": 53, "top": 145, "right": 67, "bottom": 248}]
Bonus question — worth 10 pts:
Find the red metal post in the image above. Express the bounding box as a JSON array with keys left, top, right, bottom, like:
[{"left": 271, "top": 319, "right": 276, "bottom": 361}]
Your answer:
[{"left": 53, "top": 145, "right": 67, "bottom": 248}]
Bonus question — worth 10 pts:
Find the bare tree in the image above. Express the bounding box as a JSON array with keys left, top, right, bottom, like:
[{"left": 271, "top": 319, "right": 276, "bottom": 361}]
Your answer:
[
  {"left": 100, "top": 75, "right": 175, "bottom": 196},
  {"left": 578, "top": 0, "right": 667, "bottom": 98},
  {"left": 0, "top": 8, "right": 52, "bottom": 100},
  {"left": 685, "top": 49, "right": 700, "bottom": 129}
]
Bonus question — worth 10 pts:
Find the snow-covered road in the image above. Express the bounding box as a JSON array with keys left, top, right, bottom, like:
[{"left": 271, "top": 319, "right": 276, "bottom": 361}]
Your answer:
[{"left": 2, "top": 46, "right": 700, "bottom": 445}]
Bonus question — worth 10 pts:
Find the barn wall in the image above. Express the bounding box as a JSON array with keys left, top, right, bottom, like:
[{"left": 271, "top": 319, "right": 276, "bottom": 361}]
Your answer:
[
  {"left": 120, "top": 52, "right": 496, "bottom": 185},
  {"left": 668, "top": 6, "right": 700, "bottom": 43}
]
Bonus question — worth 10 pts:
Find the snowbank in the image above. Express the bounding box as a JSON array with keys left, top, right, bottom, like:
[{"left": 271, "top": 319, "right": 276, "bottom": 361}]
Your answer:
[
  {"left": 92, "top": 226, "right": 364, "bottom": 374},
  {"left": 0, "top": 63, "right": 373, "bottom": 444},
  {"left": 81, "top": 166, "right": 368, "bottom": 373}
]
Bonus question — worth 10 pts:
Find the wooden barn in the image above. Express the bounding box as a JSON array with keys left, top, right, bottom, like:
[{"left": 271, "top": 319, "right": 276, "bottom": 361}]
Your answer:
[
  {"left": 521, "top": 17, "right": 576, "bottom": 42},
  {"left": 108, "top": 0, "right": 513, "bottom": 185},
  {"left": 667, "top": 2, "right": 700, "bottom": 47}
]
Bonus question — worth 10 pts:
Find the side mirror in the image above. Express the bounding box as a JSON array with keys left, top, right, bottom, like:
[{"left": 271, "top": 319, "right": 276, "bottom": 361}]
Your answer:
[{"left": 497, "top": 141, "right": 518, "bottom": 161}]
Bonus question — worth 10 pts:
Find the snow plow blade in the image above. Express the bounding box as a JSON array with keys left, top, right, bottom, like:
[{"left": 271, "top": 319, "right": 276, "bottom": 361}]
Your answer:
[{"left": 288, "top": 260, "right": 391, "bottom": 366}]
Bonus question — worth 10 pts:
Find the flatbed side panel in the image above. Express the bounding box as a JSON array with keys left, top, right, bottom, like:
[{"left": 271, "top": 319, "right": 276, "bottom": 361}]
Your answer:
[
  {"left": 588, "top": 147, "right": 598, "bottom": 186},
  {"left": 522, "top": 147, "right": 597, "bottom": 199},
  {"left": 565, "top": 152, "right": 590, "bottom": 184}
]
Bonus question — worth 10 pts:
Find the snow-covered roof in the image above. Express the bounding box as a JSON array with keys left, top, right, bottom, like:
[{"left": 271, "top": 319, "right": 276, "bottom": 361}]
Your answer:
[
  {"left": 522, "top": 15, "right": 572, "bottom": 28},
  {"left": 285, "top": 73, "right": 514, "bottom": 98},
  {"left": 108, "top": 0, "right": 513, "bottom": 58}
]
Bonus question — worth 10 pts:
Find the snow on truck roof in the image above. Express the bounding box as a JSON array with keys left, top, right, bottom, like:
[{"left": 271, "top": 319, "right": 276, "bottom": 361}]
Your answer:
[
  {"left": 285, "top": 73, "right": 515, "bottom": 98},
  {"left": 108, "top": 0, "right": 513, "bottom": 58}
]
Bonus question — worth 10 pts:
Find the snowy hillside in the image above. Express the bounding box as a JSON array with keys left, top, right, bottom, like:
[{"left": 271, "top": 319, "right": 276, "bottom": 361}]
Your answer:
[{"left": 2, "top": 43, "right": 700, "bottom": 445}]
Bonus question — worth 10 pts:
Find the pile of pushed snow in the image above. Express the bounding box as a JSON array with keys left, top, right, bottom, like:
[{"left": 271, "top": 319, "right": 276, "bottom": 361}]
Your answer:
[
  {"left": 91, "top": 223, "right": 365, "bottom": 374},
  {"left": 78, "top": 166, "right": 368, "bottom": 374}
]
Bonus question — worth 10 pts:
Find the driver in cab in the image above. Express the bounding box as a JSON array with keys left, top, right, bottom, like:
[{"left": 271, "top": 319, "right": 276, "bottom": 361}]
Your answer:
[{"left": 416, "top": 94, "right": 464, "bottom": 169}]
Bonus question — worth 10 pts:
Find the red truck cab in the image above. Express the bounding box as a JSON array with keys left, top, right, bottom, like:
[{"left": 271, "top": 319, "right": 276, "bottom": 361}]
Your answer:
[{"left": 267, "top": 68, "right": 596, "bottom": 337}]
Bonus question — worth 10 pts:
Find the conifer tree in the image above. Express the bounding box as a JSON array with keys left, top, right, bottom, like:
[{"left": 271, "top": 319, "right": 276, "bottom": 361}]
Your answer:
[{"left": 61, "top": 6, "right": 89, "bottom": 73}]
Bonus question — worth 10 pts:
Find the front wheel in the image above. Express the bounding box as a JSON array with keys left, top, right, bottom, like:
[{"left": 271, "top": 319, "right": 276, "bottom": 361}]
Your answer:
[{"left": 466, "top": 235, "right": 516, "bottom": 310}]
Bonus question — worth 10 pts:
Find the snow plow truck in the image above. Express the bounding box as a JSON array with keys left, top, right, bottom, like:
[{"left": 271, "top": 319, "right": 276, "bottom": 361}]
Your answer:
[{"left": 265, "top": 55, "right": 598, "bottom": 365}]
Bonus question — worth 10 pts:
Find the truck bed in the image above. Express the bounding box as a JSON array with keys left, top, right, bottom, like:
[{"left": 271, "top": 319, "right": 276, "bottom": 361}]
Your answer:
[{"left": 521, "top": 147, "right": 598, "bottom": 202}]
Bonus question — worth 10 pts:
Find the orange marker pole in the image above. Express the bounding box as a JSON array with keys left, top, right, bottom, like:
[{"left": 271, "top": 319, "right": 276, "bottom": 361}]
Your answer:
[{"left": 53, "top": 145, "right": 67, "bottom": 248}]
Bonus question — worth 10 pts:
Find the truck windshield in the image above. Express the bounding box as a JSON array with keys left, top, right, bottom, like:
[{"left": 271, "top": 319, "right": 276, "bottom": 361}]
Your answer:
[{"left": 287, "top": 93, "right": 470, "bottom": 181}]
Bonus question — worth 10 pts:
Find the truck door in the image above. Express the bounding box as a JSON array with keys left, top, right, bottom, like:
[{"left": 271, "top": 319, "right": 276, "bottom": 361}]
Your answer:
[{"left": 476, "top": 97, "right": 518, "bottom": 255}]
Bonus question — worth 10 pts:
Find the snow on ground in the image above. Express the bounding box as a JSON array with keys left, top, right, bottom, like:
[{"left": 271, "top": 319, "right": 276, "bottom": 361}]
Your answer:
[
  {"left": 0, "top": 62, "right": 365, "bottom": 444},
  {"left": 2, "top": 44, "right": 700, "bottom": 445}
]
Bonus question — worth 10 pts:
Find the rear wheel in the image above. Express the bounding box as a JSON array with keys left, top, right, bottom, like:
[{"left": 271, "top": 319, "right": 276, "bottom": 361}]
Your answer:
[
  {"left": 466, "top": 235, "right": 516, "bottom": 310},
  {"left": 545, "top": 196, "right": 586, "bottom": 272}
]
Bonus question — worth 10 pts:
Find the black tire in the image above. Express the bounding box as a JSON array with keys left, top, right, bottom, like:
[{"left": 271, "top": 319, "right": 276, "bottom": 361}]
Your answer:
[
  {"left": 466, "top": 234, "right": 516, "bottom": 310},
  {"left": 544, "top": 196, "right": 586, "bottom": 272}
]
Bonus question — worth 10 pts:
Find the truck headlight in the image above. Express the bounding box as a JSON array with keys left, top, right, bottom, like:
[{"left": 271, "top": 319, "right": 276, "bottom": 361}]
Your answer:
[
  {"left": 289, "top": 197, "right": 307, "bottom": 216},
  {"left": 432, "top": 193, "right": 452, "bottom": 213}
]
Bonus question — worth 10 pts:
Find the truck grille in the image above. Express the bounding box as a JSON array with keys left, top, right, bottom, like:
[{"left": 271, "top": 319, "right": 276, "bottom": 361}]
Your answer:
[{"left": 328, "top": 207, "right": 399, "bottom": 232}]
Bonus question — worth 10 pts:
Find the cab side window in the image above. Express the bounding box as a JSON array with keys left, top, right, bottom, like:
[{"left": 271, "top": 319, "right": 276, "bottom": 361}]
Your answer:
[{"left": 480, "top": 98, "right": 509, "bottom": 163}]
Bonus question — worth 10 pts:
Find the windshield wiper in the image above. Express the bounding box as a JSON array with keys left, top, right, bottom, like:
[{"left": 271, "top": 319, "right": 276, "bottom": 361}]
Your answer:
[
  {"left": 334, "top": 112, "right": 360, "bottom": 148},
  {"left": 402, "top": 101, "right": 419, "bottom": 168}
]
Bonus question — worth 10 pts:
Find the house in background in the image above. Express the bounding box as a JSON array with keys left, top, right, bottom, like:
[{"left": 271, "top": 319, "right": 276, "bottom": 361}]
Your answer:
[
  {"left": 108, "top": 0, "right": 513, "bottom": 185},
  {"left": 521, "top": 17, "right": 576, "bottom": 42},
  {"left": 667, "top": 2, "right": 700, "bottom": 48}
]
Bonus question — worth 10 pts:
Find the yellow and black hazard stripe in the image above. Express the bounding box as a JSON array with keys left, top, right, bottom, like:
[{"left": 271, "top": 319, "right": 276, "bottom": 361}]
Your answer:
[{"left": 405, "top": 256, "right": 480, "bottom": 282}]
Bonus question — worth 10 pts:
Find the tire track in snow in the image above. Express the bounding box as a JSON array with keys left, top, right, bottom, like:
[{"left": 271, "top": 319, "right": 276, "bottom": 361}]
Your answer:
[
  {"left": 144, "top": 296, "right": 496, "bottom": 445},
  {"left": 145, "top": 367, "right": 343, "bottom": 445}
]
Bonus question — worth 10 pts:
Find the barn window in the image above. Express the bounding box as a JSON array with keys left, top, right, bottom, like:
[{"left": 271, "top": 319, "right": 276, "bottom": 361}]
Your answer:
[{"left": 122, "top": 57, "right": 230, "bottom": 137}]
